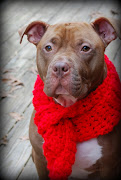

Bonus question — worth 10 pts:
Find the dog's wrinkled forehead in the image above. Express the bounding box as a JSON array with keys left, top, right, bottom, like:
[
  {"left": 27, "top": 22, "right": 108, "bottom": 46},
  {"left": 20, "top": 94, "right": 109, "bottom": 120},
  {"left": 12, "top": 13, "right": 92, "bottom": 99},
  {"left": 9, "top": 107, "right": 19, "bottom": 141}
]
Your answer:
[{"left": 40, "top": 22, "right": 101, "bottom": 46}]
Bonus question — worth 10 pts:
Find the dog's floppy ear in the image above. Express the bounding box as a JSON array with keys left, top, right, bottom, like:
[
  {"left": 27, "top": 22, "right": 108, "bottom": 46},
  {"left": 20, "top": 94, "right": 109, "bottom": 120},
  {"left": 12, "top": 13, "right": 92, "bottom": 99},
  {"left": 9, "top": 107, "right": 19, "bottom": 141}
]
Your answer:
[
  {"left": 18, "top": 21, "right": 49, "bottom": 45},
  {"left": 91, "top": 17, "right": 121, "bottom": 47}
]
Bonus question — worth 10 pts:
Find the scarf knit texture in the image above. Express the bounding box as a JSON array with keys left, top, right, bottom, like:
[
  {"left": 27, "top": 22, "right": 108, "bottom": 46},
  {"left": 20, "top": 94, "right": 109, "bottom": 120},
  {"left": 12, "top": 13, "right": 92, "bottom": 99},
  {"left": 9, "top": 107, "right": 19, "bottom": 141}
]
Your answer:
[{"left": 33, "top": 55, "right": 121, "bottom": 180}]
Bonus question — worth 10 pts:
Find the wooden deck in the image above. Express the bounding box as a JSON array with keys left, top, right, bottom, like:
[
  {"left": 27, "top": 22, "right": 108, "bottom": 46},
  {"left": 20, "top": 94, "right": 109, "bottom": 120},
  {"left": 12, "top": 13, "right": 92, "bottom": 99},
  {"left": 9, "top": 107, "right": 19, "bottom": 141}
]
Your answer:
[{"left": 0, "top": 0, "right": 120, "bottom": 179}]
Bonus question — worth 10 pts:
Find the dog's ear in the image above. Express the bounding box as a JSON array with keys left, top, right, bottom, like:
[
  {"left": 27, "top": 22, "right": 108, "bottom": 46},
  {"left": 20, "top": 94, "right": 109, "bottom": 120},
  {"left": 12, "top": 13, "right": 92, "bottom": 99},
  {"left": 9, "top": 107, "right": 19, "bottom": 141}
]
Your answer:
[
  {"left": 91, "top": 17, "right": 121, "bottom": 47},
  {"left": 18, "top": 21, "right": 49, "bottom": 45}
]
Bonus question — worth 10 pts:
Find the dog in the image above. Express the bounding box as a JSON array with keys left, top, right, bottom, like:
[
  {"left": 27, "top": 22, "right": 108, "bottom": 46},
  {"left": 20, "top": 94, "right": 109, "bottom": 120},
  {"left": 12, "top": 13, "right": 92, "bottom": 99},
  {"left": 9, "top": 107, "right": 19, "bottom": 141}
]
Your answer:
[{"left": 19, "top": 16, "right": 121, "bottom": 180}]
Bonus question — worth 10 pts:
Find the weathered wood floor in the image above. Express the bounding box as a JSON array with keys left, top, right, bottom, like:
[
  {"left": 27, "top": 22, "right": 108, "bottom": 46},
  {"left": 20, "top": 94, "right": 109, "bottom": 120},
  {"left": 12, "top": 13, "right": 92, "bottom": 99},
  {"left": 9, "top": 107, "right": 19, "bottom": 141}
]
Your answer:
[{"left": 0, "top": 0, "right": 120, "bottom": 179}]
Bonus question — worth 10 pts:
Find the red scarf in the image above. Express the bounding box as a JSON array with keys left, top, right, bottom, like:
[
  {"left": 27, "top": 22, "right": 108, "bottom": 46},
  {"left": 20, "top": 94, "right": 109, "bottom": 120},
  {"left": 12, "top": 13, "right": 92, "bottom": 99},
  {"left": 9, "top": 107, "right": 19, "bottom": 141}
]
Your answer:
[{"left": 33, "top": 55, "right": 121, "bottom": 180}]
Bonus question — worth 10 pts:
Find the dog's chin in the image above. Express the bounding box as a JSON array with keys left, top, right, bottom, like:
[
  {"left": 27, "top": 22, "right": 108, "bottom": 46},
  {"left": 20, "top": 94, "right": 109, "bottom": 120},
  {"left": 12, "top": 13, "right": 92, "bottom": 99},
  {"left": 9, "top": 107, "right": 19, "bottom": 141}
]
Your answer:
[{"left": 44, "top": 81, "right": 89, "bottom": 107}]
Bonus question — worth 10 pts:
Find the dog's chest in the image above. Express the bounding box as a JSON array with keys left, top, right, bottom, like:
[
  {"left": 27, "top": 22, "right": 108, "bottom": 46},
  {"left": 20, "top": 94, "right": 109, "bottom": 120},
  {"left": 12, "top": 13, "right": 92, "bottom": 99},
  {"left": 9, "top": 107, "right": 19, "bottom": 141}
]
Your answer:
[{"left": 69, "top": 138, "right": 102, "bottom": 179}]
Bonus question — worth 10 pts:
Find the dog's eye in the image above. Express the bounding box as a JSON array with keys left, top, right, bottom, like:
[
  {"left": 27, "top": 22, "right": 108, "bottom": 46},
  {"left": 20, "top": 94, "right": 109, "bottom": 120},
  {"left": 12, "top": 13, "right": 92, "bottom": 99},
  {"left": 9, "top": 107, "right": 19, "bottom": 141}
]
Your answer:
[
  {"left": 81, "top": 46, "right": 90, "bottom": 52},
  {"left": 45, "top": 45, "right": 52, "bottom": 52}
]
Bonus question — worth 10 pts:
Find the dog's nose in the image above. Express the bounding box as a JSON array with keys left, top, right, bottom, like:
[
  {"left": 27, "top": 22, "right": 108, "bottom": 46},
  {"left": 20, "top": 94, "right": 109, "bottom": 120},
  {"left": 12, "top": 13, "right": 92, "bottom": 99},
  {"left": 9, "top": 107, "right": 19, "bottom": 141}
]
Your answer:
[{"left": 52, "top": 62, "right": 69, "bottom": 77}]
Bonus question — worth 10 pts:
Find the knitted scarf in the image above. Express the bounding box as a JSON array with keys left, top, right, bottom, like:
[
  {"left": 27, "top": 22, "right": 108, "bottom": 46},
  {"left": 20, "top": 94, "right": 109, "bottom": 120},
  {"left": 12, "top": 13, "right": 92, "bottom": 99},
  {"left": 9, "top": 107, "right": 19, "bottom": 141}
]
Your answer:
[{"left": 33, "top": 55, "right": 121, "bottom": 180}]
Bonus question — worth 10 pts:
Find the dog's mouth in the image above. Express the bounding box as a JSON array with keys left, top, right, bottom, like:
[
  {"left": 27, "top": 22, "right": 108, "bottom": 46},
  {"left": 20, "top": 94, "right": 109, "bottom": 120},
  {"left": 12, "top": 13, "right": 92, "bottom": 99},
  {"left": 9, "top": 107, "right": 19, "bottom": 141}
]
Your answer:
[
  {"left": 43, "top": 66, "right": 88, "bottom": 107},
  {"left": 54, "top": 95, "right": 77, "bottom": 107},
  {"left": 54, "top": 85, "right": 77, "bottom": 107}
]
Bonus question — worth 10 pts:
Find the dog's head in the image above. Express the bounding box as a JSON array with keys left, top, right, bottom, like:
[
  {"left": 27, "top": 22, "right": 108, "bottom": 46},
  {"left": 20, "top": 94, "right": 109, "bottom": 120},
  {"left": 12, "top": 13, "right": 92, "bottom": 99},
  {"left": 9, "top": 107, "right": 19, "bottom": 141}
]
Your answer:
[{"left": 19, "top": 17, "right": 120, "bottom": 107}]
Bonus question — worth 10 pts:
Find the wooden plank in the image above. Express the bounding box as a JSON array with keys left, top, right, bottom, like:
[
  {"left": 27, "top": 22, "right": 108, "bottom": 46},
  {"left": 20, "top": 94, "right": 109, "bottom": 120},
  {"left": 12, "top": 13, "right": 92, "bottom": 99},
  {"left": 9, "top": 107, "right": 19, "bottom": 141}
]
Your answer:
[
  {"left": 70, "top": 0, "right": 103, "bottom": 23},
  {"left": 112, "top": 44, "right": 121, "bottom": 80},
  {"left": 1, "top": 1, "right": 46, "bottom": 44},
  {"left": 105, "top": 39, "right": 121, "bottom": 63},
  {"left": 95, "top": 1, "right": 119, "bottom": 17},
  {"left": 0, "top": 103, "right": 33, "bottom": 179},
  {"left": 0, "top": 70, "right": 37, "bottom": 138},
  {"left": 18, "top": 157, "right": 39, "bottom": 180},
  {"left": 48, "top": 0, "right": 87, "bottom": 24},
  {"left": 0, "top": 0, "right": 25, "bottom": 25}
]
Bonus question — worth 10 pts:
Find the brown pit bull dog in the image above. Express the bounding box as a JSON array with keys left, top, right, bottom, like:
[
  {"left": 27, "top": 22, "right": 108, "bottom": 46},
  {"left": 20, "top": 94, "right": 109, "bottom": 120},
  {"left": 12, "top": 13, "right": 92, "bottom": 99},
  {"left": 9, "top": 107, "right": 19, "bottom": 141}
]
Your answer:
[{"left": 19, "top": 17, "right": 121, "bottom": 180}]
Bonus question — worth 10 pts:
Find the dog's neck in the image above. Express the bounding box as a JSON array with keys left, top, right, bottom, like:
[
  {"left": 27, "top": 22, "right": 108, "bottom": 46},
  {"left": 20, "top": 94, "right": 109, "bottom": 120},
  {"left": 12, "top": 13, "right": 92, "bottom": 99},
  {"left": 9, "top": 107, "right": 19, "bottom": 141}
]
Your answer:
[{"left": 89, "top": 61, "right": 107, "bottom": 94}]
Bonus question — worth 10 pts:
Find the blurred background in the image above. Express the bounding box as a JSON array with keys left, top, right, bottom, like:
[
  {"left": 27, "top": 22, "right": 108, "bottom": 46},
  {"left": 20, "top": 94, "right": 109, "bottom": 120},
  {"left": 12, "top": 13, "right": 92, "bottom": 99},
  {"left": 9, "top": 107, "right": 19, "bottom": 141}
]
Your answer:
[{"left": 0, "top": 0, "right": 121, "bottom": 179}]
